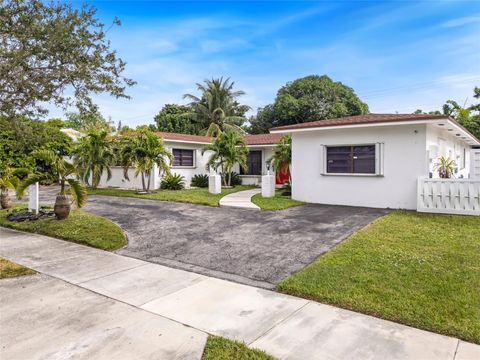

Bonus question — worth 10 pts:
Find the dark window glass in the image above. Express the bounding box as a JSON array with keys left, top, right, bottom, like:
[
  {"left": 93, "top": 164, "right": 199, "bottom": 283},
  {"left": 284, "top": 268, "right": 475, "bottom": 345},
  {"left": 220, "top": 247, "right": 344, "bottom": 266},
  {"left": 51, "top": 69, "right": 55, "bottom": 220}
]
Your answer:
[
  {"left": 241, "top": 151, "right": 262, "bottom": 175},
  {"left": 327, "top": 145, "right": 375, "bottom": 174},
  {"left": 172, "top": 149, "right": 194, "bottom": 167}
]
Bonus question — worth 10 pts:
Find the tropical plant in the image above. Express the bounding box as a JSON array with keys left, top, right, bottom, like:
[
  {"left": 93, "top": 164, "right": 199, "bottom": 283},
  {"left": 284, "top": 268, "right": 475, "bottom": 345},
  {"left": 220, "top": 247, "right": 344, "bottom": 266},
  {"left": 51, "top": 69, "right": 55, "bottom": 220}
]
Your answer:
[
  {"left": 268, "top": 135, "right": 292, "bottom": 184},
  {"left": 442, "top": 87, "right": 480, "bottom": 140},
  {"left": 17, "top": 150, "right": 87, "bottom": 219},
  {"left": 153, "top": 104, "right": 200, "bottom": 135},
  {"left": 73, "top": 129, "right": 114, "bottom": 189},
  {"left": 120, "top": 128, "right": 173, "bottom": 192},
  {"left": 221, "top": 172, "right": 241, "bottom": 186},
  {"left": 191, "top": 174, "right": 209, "bottom": 188},
  {"left": 0, "top": 165, "right": 26, "bottom": 209},
  {"left": 160, "top": 173, "right": 185, "bottom": 190},
  {"left": 202, "top": 131, "right": 248, "bottom": 187},
  {"left": 184, "top": 77, "right": 250, "bottom": 136},
  {"left": 434, "top": 156, "right": 457, "bottom": 179}
]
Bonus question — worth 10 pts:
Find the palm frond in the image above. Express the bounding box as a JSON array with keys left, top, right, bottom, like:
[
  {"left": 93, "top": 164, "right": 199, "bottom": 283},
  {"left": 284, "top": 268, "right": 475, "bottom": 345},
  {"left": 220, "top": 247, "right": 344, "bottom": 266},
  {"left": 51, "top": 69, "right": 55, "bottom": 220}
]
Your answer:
[
  {"left": 16, "top": 174, "right": 47, "bottom": 199},
  {"left": 67, "top": 178, "right": 87, "bottom": 208}
]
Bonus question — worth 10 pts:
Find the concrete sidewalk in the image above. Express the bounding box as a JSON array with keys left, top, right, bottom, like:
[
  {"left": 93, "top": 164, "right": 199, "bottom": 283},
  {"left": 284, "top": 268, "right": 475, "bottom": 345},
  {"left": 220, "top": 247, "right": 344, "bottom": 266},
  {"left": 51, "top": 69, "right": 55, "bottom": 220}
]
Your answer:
[
  {"left": 219, "top": 188, "right": 261, "bottom": 209},
  {"left": 1, "top": 227, "right": 478, "bottom": 360}
]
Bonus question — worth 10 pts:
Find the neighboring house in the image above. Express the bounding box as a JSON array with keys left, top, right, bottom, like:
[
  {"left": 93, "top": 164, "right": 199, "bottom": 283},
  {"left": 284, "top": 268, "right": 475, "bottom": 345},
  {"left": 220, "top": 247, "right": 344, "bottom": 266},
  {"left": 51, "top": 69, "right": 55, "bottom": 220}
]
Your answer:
[
  {"left": 270, "top": 114, "right": 480, "bottom": 210},
  {"left": 95, "top": 132, "right": 282, "bottom": 189}
]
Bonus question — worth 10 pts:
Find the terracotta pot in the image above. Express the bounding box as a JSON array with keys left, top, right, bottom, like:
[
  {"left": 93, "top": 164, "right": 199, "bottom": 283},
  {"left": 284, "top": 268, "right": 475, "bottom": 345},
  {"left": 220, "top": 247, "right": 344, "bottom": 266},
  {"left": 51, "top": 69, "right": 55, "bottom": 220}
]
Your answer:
[
  {"left": 0, "top": 193, "right": 12, "bottom": 209},
  {"left": 54, "top": 195, "right": 71, "bottom": 220}
]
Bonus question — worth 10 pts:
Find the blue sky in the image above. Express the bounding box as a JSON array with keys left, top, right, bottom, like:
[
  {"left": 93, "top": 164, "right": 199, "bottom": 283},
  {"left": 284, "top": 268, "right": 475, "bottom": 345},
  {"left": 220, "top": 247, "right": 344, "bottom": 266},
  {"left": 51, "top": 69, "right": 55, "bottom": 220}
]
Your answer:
[{"left": 60, "top": 0, "right": 480, "bottom": 127}]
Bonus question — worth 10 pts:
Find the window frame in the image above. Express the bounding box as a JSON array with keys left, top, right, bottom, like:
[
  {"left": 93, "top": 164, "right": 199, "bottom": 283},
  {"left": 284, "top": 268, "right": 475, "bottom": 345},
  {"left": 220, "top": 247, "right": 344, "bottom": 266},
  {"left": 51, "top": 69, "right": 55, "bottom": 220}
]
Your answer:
[
  {"left": 240, "top": 150, "right": 263, "bottom": 176},
  {"left": 171, "top": 148, "right": 195, "bottom": 168},
  {"left": 321, "top": 143, "right": 384, "bottom": 177}
]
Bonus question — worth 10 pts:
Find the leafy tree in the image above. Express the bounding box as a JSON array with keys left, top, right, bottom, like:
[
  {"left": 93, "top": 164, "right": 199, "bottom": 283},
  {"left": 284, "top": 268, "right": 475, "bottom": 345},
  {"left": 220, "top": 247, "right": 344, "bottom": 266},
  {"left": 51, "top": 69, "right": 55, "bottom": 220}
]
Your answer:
[
  {"left": 268, "top": 135, "right": 292, "bottom": 184},
  {"left": 0, "top": 165, "right": 26, "bottom": 209},
  {"left": 248, "top": 104, "right": 276, "bottom": 134},
  {"left": 442, "top": 87, "right": 480, "bottom": 139},
  {"left": 184, "top": 77, "right": 250, "bottom": 136},
  {"left": 0, "top": 116, "right": 72, "bottom": 170},
  {"left": 202, "top": 131, "right": 248, "bottom": 187},
  {"left": 153, "top": 104, "right": 199, "bottom": 134},
  {"left": 64, "top": 111, "right": 113, "bottom": 132},
  {"left": 120, "top": 128, "right": 173, "bottom": 192},
  {"left": 413, "top": 109, "right": 442, "bottom": 115},
  {"left": 272, "top": 75, "right": 368, "bottom": 127},
  {"left": 73, "top": 129, "right": 114, "bottom": 189},
  {"left": 0, "top": 0, "right": 135, "bottom": 117}
]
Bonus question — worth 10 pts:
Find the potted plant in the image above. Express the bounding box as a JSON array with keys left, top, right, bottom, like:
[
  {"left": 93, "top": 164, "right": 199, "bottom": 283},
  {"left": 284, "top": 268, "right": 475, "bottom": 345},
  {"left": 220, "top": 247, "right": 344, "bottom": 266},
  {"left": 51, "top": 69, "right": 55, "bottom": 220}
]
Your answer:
[
  {"left": 0, "top": 166, "right": 25, "bottom": 209},
  {"left": 17, "top": 150, "right": 86, "bottom": 219},
  {"left": 434, "top": 156, "right": 457, "bottom": 179}
]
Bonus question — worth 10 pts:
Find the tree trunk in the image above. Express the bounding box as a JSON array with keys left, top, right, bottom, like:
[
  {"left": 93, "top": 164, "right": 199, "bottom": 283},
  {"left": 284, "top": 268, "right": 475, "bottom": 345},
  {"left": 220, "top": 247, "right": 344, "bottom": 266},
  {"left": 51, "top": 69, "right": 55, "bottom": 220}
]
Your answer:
[
  {"left": 0, "top": 189, "right": 12, "bottom": 209},
  {"left": 54, "top": 195, "right": 71, "bottom": 220},
  {"left": 146, "top": 171, "right": 151, "bottom": 192},
  {"left": 141, "top": 172, "right": 146, "bottom": 192},
  {"left": 228, "top": 171, "right": 232, "bottom": 187}
]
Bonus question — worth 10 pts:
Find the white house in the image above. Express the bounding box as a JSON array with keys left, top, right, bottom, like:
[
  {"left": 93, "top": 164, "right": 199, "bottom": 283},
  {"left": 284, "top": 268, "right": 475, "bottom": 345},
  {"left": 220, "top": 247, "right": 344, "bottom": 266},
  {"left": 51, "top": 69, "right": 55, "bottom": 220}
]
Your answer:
[
  {"left": 96, "top": 132, "right": 282, "bottom": 189},
  {"left": 270, "top": 114, "right": 480, "bottom": 210}
]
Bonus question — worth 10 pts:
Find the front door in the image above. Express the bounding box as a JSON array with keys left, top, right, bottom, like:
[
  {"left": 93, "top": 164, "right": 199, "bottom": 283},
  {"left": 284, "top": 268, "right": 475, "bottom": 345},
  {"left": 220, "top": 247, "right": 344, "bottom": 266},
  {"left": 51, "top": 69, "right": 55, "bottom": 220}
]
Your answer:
[{"left": 241, "top": 151, "right": 262, "bottom": 175}]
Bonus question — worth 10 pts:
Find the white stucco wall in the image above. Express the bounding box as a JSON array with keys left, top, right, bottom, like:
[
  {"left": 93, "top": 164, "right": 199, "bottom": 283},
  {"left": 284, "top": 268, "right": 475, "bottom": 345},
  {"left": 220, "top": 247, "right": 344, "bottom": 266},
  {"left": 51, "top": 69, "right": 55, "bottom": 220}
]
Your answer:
[
  {"left": 164, "top": 142, "right": 212, "bottom": 187},
  {"left": 97, "top": 164, "right": 161, "bottom": 190},
  {"left": 426, "top": 125, "right": 471, "bottom": 178},
  {"left": 290, "top": 124, "right": 428, "bottom": 209}
]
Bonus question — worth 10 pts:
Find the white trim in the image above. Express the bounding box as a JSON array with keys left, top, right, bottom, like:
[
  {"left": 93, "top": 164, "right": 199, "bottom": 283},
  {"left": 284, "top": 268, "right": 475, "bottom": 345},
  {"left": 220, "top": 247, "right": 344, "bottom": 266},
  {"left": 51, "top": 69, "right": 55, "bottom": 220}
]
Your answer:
[
  {"left": 164, "top": 139, "right": 209, "bottom": 145},
  {"left": 270, "top": 118, "right": 480, "bottom": 146}
]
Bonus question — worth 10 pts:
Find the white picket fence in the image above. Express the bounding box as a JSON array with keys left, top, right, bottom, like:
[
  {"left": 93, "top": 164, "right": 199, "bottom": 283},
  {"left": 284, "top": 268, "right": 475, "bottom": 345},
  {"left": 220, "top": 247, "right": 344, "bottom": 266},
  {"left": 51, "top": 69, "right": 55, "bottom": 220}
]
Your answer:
[{"left": 417, "top": 178, "right": 480, "bottom": 216}]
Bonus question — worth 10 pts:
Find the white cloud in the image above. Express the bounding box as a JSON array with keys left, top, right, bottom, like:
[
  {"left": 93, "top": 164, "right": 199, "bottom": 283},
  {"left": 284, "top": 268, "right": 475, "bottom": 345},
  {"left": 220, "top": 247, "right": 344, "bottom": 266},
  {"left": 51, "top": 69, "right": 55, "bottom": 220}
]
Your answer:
[{"left": 441, "top": 15, "right": 480, "bottom": 28}]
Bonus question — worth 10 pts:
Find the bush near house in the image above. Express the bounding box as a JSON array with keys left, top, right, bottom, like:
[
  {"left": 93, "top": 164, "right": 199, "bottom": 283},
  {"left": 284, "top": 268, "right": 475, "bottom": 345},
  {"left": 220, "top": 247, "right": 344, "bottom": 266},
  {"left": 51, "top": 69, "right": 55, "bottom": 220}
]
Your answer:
[
  {"left": 278, "top": 211, "right": 480, "bottom": 344},
  {"left": 191, "top": 174, "right": 209, "bottom": 188},
  {"left": 160, "top": 173, "right": 185, "bottom": 190}
]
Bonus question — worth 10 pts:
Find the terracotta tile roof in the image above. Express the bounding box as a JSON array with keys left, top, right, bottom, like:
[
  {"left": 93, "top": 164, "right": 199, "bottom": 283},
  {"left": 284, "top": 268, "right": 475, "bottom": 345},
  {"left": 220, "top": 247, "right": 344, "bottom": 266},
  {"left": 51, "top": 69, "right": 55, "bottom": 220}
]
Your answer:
[
  {"left": 244, "top": 133, "right": 283, "bottom": 145},
  {"left": 270, "top": 113, "right": 449, "bottom": 131},
  {"left": 157, "top": 131, "right": 282, "bottom": 145},
  {"left": 156, "top": 132, "right": 211, "bottom": 144}
]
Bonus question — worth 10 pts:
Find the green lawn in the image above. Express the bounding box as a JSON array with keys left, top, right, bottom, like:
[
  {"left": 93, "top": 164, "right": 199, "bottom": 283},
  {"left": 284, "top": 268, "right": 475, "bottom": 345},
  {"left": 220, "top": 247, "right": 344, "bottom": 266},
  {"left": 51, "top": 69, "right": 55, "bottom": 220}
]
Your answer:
[
  {"left": 0, "top": 208, "right": 126, "bottom": 251},
  {"left": 252, "top": 190, "right": 304, "bottom": 211},
  {"left": 202, "top": 336, "right": 275, "bottom": 360},
  {"left": 0, "top": 258, "right": 35, "bottom": 279},
  {"left": 278, "top": 211, "right": 480, "bottom": 344},
  {"left": 88, "top": 185, "right": 254, "bottom": 207}
]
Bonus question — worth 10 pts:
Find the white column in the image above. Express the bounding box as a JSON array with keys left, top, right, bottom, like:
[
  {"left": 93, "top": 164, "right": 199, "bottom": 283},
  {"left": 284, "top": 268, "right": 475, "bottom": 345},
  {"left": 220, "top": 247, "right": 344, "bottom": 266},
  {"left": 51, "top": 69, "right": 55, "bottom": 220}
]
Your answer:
[
  {"left": 262, "top": 172, "right": 276, "bottom": 198},
  {"left": 28, "top": 182, "right": 39, "bottom": 214},
  {"left": 209, "top": 170, "right": 221, "bottom": 194}
]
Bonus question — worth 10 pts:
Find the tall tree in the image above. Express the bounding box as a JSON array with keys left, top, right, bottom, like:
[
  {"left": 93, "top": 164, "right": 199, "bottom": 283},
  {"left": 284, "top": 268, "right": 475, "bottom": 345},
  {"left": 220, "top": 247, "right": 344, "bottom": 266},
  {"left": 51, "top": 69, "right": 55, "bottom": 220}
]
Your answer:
[
  {"left": 202, "top": 131, "right": 248, "bottom": 187},
  {"left": 0, "top": 0, "right": 135, "bottom": 118},
  {"left": 442, "top": 87, "right": 480, "bottom": 139},
  {"left": 120, "top": 128, "right": 173, "bottom": 192},
  {"left": 64, "top": 111, "right": 113, "bottom": 132},
  {"left": 153, "top": 104, "right": 199, "bottom": 135},
  {"left": 73, "top": 129, "right": 114, "bottom": 189},
  {"left": 272, "top": 75, "right": 368, "bottom": 127},
  {"left": 248, "top": 104, "right": 276, "bottom": 134},
  {"left": 184, "top": 77, "right": 250, "bottom": 136}
]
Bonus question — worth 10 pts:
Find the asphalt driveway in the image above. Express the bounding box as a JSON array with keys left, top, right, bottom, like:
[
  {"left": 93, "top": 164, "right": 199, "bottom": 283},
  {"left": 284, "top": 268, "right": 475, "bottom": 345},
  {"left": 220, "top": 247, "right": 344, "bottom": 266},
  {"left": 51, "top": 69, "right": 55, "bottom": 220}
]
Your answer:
[{"left": 84, "top": 196, "right": 388, "bottom": 289}]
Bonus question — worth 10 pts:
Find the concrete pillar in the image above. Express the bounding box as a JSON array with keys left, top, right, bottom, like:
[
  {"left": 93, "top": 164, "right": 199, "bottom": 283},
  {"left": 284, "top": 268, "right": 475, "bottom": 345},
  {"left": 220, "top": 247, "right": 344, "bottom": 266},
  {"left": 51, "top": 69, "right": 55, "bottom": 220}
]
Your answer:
[
  {"left": 209, "top": 172, "right": 221, "bottom": 194},
  {"left": 262, "top": 173, "right": 276, "bottom": 198},
  {"left": 28, "top": 182, "right": 39, "bottom": 214}
]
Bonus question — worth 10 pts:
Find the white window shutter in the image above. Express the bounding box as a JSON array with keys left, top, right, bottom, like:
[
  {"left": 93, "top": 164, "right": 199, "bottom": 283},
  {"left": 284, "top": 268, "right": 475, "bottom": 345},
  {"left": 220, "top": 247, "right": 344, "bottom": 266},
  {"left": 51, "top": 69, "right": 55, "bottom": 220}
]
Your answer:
[
  {"left": 375, "top": 143, "right": 384, "bottom": 176},
  {"left": 320, "top": 145, "right": 326, "bottom": 174}
]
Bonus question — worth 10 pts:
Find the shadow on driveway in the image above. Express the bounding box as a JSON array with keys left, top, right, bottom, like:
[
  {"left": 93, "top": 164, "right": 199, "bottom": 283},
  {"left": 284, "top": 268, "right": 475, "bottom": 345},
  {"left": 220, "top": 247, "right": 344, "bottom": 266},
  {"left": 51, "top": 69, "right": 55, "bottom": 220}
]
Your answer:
[{"left": 84, "top": 195, "right": 388, "bottom": 289}]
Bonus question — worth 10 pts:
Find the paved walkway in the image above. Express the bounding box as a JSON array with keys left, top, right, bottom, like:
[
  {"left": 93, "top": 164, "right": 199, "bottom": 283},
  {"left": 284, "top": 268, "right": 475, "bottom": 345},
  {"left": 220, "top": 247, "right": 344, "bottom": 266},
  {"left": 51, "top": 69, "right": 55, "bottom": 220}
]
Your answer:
[
  {"left": 219, "top": 188, "right": 261, "bottom": 209},
  {"left": 1, "top": 228, "right": 478, "bottom": 360}
]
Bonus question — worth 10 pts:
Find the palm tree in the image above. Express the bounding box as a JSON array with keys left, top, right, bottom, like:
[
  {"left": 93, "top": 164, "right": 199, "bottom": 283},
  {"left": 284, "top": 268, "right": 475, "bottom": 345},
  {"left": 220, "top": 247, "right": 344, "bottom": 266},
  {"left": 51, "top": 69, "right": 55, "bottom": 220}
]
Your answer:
[
  {"left": 268, "top": 135, "right": 292, "bottom": 185},
  {"left": 0, "top": 165, "right": 26, "bottom": 209},
  {"left": 184, "top": 77, "right": 250, "bottom": 136},
  {"left": 73, "top": 129, "right": 114, "bottom": 189},
  {"left": 17, "top": 150, "right": 87, "bottom": 219},
  {"left": 434, "top": 156, "right": 457, "bottom": 179},
  {"left": 120, "top": 128, "right": 173, "bottom": 192},
  {"left": 202, "top": 131, "right": 248, "bottom": 187}
]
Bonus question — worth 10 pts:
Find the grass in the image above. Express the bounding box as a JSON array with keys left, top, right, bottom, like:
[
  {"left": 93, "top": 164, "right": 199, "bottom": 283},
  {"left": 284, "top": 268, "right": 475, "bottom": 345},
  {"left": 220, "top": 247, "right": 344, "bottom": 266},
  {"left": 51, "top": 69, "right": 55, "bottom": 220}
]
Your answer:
[
  {"left": 0, "top": 207, "right": 126, "bottom": 251},
  {"left": 88, "top": 185, "right": 254, "bottom": 207},
  {"left": 251, "top": 190, "right": 304, "bottom": 211},
  {"left": 202, "top": 336, "right": 275, "bottom": 360},
  {"left": 278, "top": 211, "right": 480, "bottom": 343},
  {"left": 0, "top": 257, "right": 35, "bottom": 279}
]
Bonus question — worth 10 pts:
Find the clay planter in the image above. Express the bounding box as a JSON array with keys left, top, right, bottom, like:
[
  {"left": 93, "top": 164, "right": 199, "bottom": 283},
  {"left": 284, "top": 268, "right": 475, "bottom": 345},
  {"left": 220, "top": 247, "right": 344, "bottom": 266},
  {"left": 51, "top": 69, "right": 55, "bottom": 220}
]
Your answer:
[
  {"left": 54, "top": 195, "right": 71, "bottom": 220},
  {"left": 0, "top": 193, "right": 12, "bottom": 209}
]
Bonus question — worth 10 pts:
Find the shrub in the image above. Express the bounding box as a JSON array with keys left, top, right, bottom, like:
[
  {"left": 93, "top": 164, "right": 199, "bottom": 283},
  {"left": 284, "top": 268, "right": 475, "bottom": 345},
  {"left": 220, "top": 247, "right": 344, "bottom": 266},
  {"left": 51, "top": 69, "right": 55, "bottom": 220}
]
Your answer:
[
  {"left": 191, "top": 174, "right": 209, "bottom": 188},
  {"left": 222, "top": 172, "right": 241, "bottom": 186},
  {"left": 160, "top": 173, "right": 185, "bottom": 190}
]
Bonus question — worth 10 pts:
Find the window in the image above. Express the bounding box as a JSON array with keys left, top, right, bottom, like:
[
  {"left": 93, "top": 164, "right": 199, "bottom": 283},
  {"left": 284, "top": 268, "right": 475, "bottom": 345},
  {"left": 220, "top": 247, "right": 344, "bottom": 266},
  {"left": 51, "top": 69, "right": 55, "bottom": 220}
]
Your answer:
[
  {"left": 241, "top": 151, "right": 262, "bottom": 175},
  {"left": 326, "top": 145, "right": 376, "bottom": 174},
  {"left": 172, "top": 149, "right": 194, "bottom": 167}
]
